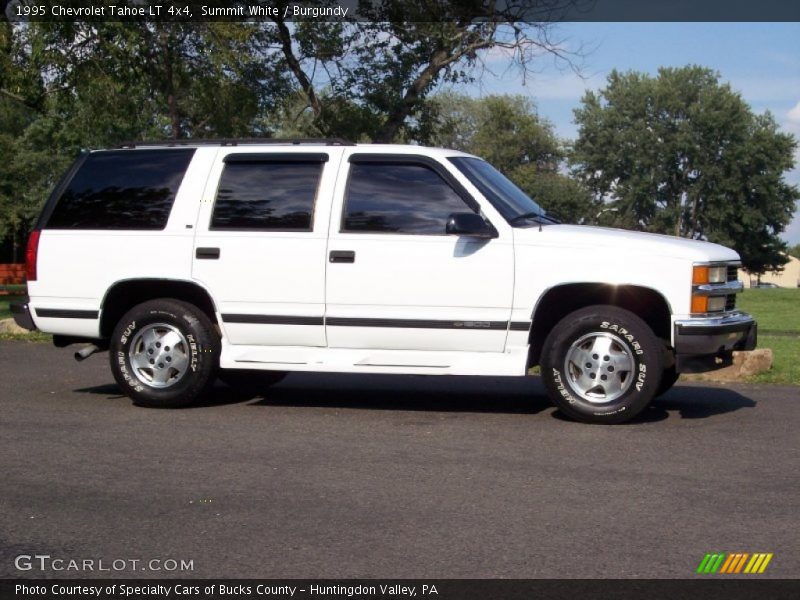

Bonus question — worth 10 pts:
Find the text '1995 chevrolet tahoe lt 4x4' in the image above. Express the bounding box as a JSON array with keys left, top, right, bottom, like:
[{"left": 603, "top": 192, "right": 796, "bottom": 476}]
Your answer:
[{"left": 12, "top": 138, "right": 757, "bottom": 423}]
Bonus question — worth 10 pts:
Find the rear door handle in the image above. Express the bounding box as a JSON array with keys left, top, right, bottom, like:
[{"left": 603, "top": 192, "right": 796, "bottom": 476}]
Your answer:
[
  {"left": 196, "top": 247, "right": 220, "bottom": 260},
  {"left": 329, "top": 250, "right": 355, "bottom": 263}
]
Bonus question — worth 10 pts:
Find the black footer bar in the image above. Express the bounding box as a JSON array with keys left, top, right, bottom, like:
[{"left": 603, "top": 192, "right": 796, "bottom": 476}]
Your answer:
[{"left": 3, "top": 579, "right": 800, "bottom": 600}]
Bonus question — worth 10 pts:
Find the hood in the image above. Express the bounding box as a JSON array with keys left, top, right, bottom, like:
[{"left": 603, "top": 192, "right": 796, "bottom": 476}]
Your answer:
[{"left": 514, "top": 224, "right": 740, "bottom": 262}]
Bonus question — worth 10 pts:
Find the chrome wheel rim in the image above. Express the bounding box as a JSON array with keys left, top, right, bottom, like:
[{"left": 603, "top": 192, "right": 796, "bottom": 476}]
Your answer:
[
  {"left": 563, "top": 332, "right": 634, "bottom": 404},
  {"left": 128, "top": 323, "right": 190, "bottom": 389}
]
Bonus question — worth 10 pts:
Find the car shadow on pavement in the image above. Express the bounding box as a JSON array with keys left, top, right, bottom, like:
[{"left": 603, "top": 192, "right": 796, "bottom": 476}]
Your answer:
[
  {"left": 72, "top": 382, "right": 258, "bottom": 408},
  {"left": 650, "top": 384, "right": 757, "bottom": 419},
  {"left": 549, "top": 384, "right": 756, "bottom": 424},
  {"left": 246, "top": 372, "right": 551, "bottom": 415},
  {"left": 74, "top": 376, "right": 757, "bottom": 420}
]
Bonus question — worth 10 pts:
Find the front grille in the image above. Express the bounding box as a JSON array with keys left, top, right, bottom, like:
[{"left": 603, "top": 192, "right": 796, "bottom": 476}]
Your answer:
[
  {"left": 725, "top": 295, "right": 736, "bottom": 311},
  {"left": 727, "top": 265, "right": 739, "bottom": 282}
]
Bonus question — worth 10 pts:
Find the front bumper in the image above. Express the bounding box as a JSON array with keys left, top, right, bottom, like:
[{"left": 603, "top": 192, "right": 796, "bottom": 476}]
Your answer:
[
  {"left": 10, "top": 300, "right": 36, "bottom": 331},
  {"left": 674, "top": 312, "right": 757, "bottom": 373}
]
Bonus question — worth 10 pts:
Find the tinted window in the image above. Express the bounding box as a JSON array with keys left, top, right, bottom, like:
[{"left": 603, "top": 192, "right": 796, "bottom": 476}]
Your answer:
[
  {"left": 211, "top": 162, "right": 322, "bottom": 230},
  {"left": 448, "top": 157, "right": 544, "bottom": 223},
  {"left": 343, "top": 163, "right": 470, "bottom": 234},
  {"left": 46, "top": 149, "right": 194, "bottom": 229}
]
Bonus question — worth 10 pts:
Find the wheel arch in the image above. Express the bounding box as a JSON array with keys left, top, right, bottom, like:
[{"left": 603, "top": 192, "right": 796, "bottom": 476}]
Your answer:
[
  {"left": 528, "top": 283, "right": 672, "bottom": 367},
  {"left": 100, "top": 278, "right": 218, "bottom": 338}
]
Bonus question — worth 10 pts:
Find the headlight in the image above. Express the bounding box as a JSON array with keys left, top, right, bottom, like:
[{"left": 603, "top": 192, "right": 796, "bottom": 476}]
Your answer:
[
  {"left": 690, "top": 295, "right": 727, "bottom": 313},
  {"left": 693, "top": 265, "right": 727, "bottom": 284}
]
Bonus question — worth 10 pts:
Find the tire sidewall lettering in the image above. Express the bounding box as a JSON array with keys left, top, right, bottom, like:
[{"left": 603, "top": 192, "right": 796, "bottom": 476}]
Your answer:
[
  {"left": 543, "top": 307, "right": 663, "bottom": 423},
  {"left": 116, "top": 350, "right": 144, "bottom": 392},
  {"left": 551, "top": 368, "right": 578, "bottom": 404},
  {"left": 187, "top": 333, "right": 199, "bottom": 372},
  {"left": 600, "top": 321, "right": 645, "bottom": 356}
]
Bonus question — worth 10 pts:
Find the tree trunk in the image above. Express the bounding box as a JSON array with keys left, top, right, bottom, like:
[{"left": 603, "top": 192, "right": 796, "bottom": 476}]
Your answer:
[
  {"left": 375, "top": 48, "right": 452, "bottom": 143},
  {"left": 273, "top": 18, "right": 324, "bottom": 126},
  {"left": 12, "top": 227, "right": 19, "bottom": 264}
]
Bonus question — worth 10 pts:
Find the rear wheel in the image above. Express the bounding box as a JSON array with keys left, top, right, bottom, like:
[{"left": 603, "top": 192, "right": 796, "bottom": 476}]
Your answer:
[
  {"left": 541, "top": 305, "right": 663, "bottom": 424},
  {"left": 109, "top": 299, "right": 220, "bottom": 408}
]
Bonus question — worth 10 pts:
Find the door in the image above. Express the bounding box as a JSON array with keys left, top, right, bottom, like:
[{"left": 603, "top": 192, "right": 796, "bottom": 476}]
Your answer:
[
  {"left": 192, "top": 148, "right": 342, "bottom": 346},
  {"left": 325, "top": 153, "right": 514, "bottom": 352}
]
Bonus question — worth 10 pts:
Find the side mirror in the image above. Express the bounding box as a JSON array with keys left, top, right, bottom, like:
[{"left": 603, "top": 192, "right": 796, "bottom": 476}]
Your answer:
[{"left": 445, "top": 213, "right": 497, "bottom": 239}]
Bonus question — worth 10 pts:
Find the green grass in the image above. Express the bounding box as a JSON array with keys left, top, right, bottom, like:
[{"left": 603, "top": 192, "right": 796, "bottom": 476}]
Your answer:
[
  {"left": 0, "top": 293, "right": 51, "bottom": 341},
  {"left": 748, "top": 336, "right": 800, "bottom": 386},
  {"left": 0, "top": 331, "right": 52, "bottom": 342},
  {"left": 734, "top": 290, "right": 800, "bottom": 384},
  {"left": 736, "top": 288, "right": 800, "bottom": 333},
  {"left": 0, "top": 294, "right": 24, "bottom": 320}
]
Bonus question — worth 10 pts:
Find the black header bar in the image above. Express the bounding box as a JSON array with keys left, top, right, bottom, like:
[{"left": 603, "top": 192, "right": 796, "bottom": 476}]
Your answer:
[{"left": 3, "top": 0, "right": 800, "bottom": 23}]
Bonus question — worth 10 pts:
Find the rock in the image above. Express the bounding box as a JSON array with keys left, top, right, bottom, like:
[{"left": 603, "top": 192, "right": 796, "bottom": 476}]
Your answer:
[
  {"left": 0, "top": 318, "right": 28, "bottom": 335},
  {"left": 684, "top": 348, "right": 773, "bottom": 382},
  {"left": 734, "top": 348, "right": 773, "bottom": 378}
]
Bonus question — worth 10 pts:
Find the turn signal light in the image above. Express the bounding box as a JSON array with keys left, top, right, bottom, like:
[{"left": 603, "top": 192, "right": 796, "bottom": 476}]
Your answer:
[
  {"left": 691, "top": 295, "right": 708, "bottom": 313},
  {"left": 692, "top": 266, "right": 709, "bottom": 285}
]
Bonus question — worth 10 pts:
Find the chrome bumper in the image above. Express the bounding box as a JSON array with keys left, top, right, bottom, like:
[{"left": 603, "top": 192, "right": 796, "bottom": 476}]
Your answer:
[{"left": 673, "top": 312, "right": 757, "bottom": 373}]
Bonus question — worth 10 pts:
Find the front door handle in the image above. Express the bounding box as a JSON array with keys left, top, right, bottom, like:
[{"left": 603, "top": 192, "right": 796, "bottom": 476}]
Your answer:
[
  {"left": 329, "top": 250, "right": 355, "bottom": 263},
  {"left": 196, "top": 247, "right": 220, "bottom": 260}
]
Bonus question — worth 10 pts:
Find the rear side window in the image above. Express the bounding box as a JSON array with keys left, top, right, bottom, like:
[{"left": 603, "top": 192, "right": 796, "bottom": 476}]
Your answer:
[
  {"left": 46, "top": 149, "right": 195, "bottom": 230},
  {"left": 210, "top": 159, "right": 323, "bottom": 231},
  {"left": 343, "top": 163, "right": 471, "bottom": 234}
]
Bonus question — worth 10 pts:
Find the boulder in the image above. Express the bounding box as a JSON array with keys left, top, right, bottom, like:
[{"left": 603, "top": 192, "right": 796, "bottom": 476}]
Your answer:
[
  {"left": 734, "top": 348, "right": 774, "bottom": 378},
  {"left": 0, "top": 318, "right": 29, "bottom": 335},
  {"left": 685, "top": 348, "right": 773, "bottom": 382}
]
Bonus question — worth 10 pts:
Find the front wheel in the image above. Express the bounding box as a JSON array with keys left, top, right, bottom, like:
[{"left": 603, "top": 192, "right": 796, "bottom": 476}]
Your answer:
[
  {"left": 656, "top": 365, "right": 680, "bottom": 397},
  {"left": 541, "top": 305, "right": 663, "bottom": 424},
  {"left": 109, "top": 299, "right": 220, "bottom": 408}
]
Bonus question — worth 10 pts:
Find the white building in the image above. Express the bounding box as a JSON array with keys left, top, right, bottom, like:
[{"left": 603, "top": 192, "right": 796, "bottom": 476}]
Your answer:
[{"left": 738, "top": 255, "right": 800, "bottom": 288}]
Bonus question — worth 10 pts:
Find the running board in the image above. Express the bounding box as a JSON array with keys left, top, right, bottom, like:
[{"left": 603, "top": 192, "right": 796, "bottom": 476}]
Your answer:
[{"left": 219, "top": 343, "right": 528, "bottom": 376}]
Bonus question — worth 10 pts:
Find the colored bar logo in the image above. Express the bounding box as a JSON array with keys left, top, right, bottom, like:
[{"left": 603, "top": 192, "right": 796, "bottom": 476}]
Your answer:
[{"left": 697, "top": 553, "right": 773, "bottom": 574}]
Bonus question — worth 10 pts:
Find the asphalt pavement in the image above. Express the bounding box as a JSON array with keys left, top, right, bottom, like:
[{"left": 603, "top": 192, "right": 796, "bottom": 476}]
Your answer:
[{"left": 1, "top": 340, "right": 797, "bottom": 579}]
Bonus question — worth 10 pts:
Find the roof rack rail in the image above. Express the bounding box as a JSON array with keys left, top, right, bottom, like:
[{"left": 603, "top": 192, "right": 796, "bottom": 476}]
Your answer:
[{"left": 116, "top": 138, "right": 356, "bottom": 149}]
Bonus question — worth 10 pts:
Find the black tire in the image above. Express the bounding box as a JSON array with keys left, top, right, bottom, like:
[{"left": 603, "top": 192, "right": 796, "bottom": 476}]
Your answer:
[
  {"left": 218, "top": 369, "right": 287, "bottom": 396},
  {"left": 540, "top": 305, "right": 664, "bottom": 424},
  {"left": 109, "top": 298, "right": 220, "bottom": 408},
  {"left": 656, "top": 365, "right": 680, "bottom": 397}
]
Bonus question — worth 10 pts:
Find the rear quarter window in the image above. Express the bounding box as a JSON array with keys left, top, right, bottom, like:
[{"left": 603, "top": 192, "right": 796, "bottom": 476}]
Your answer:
[
  {"left": 210, "top": 159, "right": 324, "bottom": 231},
  {"left": 45, "top": 149, "right": 195, "bottom": 230}
]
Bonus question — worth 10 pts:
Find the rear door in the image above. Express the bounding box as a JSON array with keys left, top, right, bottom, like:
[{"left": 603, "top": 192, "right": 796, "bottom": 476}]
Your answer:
[
  {"left": 192, "top": 148, "right": 343, "bottom": 346},
  {"left": 324, "top": 152, "right": 514, "bottom": 352}
]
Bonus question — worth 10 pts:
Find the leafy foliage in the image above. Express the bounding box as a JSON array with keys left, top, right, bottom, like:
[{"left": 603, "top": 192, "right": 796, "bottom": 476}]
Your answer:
[
  {"left": 571, "top": 66, "right": 799, "bottom": 274},
  {"left": 430, "top": 93, "right": 595, "bottom": 223},
  {"left": 0, "top": 22, "right": 291, "bottom": 254}
]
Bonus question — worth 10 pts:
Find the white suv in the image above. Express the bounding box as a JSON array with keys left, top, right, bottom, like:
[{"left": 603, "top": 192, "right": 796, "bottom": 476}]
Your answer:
[{"left": 12, "top": 139, "right": 757, "bottom": 423}]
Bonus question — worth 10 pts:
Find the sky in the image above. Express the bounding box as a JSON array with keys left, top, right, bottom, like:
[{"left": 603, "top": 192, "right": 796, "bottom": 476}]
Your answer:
[{"left": 450, "top": 22, "right": 800, "bottom": 244}]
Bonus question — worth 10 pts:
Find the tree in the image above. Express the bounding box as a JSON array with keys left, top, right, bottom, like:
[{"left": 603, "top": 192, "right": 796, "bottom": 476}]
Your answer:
[
  {"left": 571, "top": 66, "right": 799, "bottom": 274},
  {"left": 788, "top": 243, "right": 800, "bottom": 260},
  {"left": 431, "top": 93, "right": 595, "bottom": 223},
  {"left": 0, "top": 7, "right": 589, "bottom": 255},
  {"left": 12, "top": 22, "right": 291, "bottom": 142},
  {"left": 0, "top": 22, "right": 292, "bottom": 258},
  {"left": 267, "top": 1, "right": 585, "bottom": 142}
]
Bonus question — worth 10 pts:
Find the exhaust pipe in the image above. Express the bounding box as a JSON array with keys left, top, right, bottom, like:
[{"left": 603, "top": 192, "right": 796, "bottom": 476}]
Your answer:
[{"left": 74, "top": 344, "right": 101, "bottom": 362}]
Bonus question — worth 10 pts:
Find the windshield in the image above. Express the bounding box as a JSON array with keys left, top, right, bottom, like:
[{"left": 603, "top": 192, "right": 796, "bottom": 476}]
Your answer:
[{"left": 448, "top": 157, "right": 547, "bottom": 225}]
